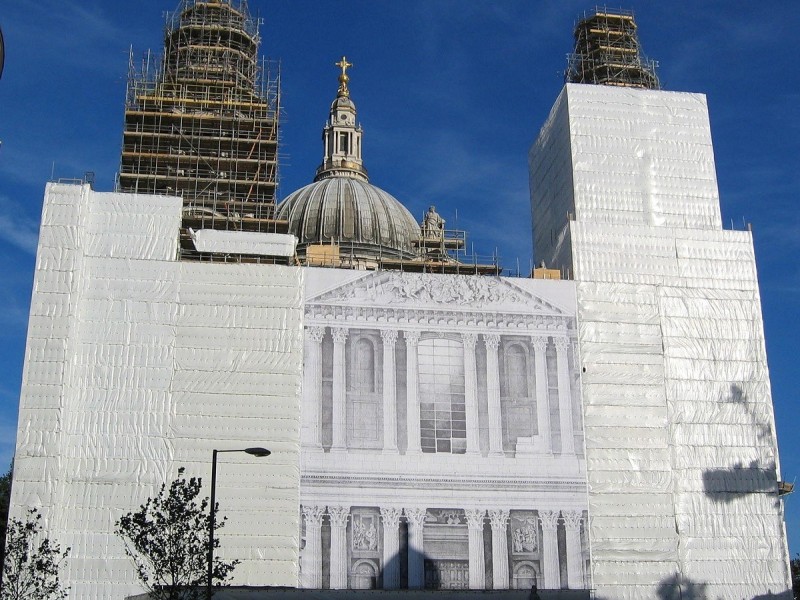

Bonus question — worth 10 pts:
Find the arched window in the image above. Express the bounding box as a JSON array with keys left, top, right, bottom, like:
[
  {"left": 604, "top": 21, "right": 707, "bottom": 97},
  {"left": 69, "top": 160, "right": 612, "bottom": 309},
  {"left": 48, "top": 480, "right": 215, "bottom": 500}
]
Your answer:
[
  {"left": 505, "top": 343, "right": 529, "bottom": 398},
  {"left": 352, "top": 337, "right": 375, "bottom": 392},
  {"left": 512, "top": 561, "right": 540, "bottom": 590},
  {"left": 350, "top": 560, "right": 378, "bottom": 589}
]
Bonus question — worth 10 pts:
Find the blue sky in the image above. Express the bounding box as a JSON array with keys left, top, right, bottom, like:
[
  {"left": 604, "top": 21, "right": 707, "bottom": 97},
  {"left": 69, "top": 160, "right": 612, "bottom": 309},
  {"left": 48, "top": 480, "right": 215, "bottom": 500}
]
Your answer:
[{"left": 1, "top": 0, "right": 798, "bottom": 555}]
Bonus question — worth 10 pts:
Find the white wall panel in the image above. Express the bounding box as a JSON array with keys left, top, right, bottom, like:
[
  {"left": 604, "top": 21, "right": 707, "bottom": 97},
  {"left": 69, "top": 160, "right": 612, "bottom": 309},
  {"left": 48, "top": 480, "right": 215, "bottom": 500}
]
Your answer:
[
  {"left": 530, "top": 84, "right": 790, "bottom": 598},
  {"left": 11, "top": 184, "right": 304, "bottom": 599}
]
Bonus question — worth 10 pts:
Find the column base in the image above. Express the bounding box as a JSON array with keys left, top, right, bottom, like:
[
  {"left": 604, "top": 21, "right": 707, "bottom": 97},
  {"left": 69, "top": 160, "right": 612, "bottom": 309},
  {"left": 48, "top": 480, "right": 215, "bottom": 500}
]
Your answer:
[
  {"left": 381, "top": 447, "right": 399, "bottom": 455},
  {"left": 404, "top": 448, "right": 423, "bottom": 456},
  {"left": 329, "top": 447, "right": 347, "bottom": 454}
]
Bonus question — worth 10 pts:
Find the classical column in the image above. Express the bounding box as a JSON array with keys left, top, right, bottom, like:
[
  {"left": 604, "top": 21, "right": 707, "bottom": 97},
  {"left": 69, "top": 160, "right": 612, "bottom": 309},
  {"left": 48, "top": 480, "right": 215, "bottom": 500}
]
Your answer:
[
  {"left": 381, "top": 329, "right": 399, "bottom": 453},
  {"left": 563, "top": 511, "right": 584, "bottom": 589},
  {"left": 331, "top": 328, "right": 348, "bottom": 452},
  {"left": 380, "top": 507, "right": 403, "bottom": 589},
  {"left": 488, "top": 509, "right": 510, "bottom": 589},
  {"left": 465, "top": 509, "right": 486, "bottom": 589},
  {"left": 462, "top": 333, "right": 480, "bottom": 455},
  {"left": 303, "top": 327, "right": 325, "bottom": 448},
  {"left": 532, "top": 337, "right": 552, "bottom": 453},
  {"left": 405, "top": 508, "right": 427, "bottom": 589},
  {"left": 540, "top": 510, "right": 561, "bottom": 589},
  {"left": 328, "top": 506, "right": 350, "bottom": 589},
  {"left": 554, "top": 337, "right": 575, "bottom": 455},
  {"left": 484, "top": 334, "right": 504, "bottom": 456},
  {"left": 404, "top": 331, "right": 422, "bottom": 455},
  {"left": 301, "top": 505, "right": 325, "bottom": 588}
]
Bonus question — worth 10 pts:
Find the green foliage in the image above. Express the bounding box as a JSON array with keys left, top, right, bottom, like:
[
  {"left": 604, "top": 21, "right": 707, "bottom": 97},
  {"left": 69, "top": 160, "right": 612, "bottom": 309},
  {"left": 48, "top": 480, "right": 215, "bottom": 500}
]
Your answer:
[
  {"left": 1, "top": 508, "right": 69, "bottom": 600},
  {"left": 115, "top": 468, "right": 238, "bottom": 600},
  {"left": 792, "top": 553, "right": 800, "bottom": 600},
  {"left": 0, "top": 461, "right": 12, "bottom": 569}
]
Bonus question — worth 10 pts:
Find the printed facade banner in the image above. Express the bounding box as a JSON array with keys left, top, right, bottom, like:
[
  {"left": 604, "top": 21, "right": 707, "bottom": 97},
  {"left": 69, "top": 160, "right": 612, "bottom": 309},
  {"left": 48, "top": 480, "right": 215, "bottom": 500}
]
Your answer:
[{"left": 298, "top": 269, "right": 590, "bottom": 590}]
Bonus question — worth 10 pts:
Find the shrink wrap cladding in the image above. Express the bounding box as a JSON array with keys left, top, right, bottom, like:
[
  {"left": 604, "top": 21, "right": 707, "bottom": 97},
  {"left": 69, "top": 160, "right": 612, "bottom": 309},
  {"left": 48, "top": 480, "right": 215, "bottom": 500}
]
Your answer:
[
  {"left": 530, "top": 85, "right": 791, "bottom": 598},
  {"left": 572, "top": 238, "right": 789, "bottom": 598},
  {"left": 11, "top": 184, "right": 305, "bottom": 599}
]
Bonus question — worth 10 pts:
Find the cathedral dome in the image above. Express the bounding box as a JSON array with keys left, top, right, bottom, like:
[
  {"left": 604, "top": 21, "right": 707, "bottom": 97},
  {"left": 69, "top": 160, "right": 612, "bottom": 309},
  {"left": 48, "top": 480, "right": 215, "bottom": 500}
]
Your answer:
[
  {"left": 277, "top": 177, "right": 420, "bottom": 260},
  {"left": 278, "top": 56, "right": 422, "bottom": 265}
]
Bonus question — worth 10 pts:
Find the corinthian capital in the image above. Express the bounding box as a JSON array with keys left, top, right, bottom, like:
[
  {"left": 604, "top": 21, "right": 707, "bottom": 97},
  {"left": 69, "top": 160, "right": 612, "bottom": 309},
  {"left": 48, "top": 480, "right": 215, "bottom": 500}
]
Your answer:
[
  {"left": 302, "top": 505, "right": 326, "bottom": 527},
  {"left": 380, "top": 507, "right": 403, "bottom": 528},
  {"left": 484, "top": 333, "right": 500, "bottom": 351},
  {"left": 380, "top": 329, "right": 399, "bottom": 346},
  {"left": 539, "top": 509, "right": 560, "bottom": 531},
  {"left": 462, "top": 332, "right": 477, "bottom": 349},
  {"left": 327, "top": 505, "right": 350, "bottom": 527},
  {"left": 553, "top": 336, "right": 570, "bottom": 352},
  {"left": 531, "top": 337, "right": 548, "bottom": 352},
  {"left": 331, "top": 327, "right": 349, "bottom": 344},
  {"left": 488, "top": 509, "right": 510, "bottom": 529},
  {"left": 404, "top": 508, "right": 427, "bottom": 528},
  {"left": 404, "top": 330, "right": 420, "bottom": 346},
  {"left": 562, "top": 510, "right": 582, "bottom": 530},
  {"left": 307, "top": 326, "right": 325, "bottom": 344},
  {"left": 464, "top": 509, "right": 486, "bottom": 530}
]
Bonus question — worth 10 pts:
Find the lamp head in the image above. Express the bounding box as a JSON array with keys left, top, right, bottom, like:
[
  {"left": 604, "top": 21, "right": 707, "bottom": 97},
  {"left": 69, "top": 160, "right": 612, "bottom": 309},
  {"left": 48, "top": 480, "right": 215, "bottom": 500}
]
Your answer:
[{"left": 244, "top": 447, "right": 271, "bottom": 457}]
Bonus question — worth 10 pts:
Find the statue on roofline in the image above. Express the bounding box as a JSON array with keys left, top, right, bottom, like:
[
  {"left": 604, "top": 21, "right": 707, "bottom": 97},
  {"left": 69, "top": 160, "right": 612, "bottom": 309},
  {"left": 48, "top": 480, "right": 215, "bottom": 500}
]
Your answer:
[{"left": 422, "top": 205, "right": 444, "bottom": 238}]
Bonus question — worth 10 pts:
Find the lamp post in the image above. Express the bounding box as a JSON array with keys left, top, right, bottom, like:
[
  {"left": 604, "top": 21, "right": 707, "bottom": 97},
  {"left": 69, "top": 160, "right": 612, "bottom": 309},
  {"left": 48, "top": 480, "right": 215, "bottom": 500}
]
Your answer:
[{"left": 208, "top": 447, "right": 271, "bottom": 600}]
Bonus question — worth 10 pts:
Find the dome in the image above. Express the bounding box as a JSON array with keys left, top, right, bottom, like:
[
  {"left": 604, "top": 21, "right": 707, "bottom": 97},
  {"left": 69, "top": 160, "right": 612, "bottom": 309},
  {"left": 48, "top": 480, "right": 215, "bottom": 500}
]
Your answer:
[
  {"left": 277, "top": 177, "right": 421, "bottom": 261},
  {"left": 278, "top": 57, "right": 425, "bottom": 266}
]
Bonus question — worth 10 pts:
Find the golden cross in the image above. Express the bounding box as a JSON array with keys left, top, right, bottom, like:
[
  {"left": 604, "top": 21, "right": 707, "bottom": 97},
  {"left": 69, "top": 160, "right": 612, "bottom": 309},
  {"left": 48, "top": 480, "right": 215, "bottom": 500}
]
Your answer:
[{"left": 335, "top": 56, "right": 353, "bottom": 77}]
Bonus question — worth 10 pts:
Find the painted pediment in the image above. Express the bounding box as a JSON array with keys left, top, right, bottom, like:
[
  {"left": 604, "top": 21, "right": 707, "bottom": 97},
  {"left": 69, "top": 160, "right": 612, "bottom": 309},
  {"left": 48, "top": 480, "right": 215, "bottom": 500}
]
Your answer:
[{"left": 306, "top": 271, "right": 570, "bottom": 315}]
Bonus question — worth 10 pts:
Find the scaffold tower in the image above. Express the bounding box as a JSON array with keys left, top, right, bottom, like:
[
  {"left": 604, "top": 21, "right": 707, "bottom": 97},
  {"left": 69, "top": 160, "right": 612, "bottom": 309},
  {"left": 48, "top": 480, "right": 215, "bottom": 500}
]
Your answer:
[
  {"left": 565, "top": 8, "right": 660, "bottom": 89},
  {"left": 118, "top": 0, "right": 285, "bottom": 260}
]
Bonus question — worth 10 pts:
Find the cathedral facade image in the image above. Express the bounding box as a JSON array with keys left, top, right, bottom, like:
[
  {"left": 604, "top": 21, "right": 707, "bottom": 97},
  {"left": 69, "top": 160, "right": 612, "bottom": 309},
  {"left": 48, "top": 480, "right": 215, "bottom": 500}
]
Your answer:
[
  {"left": 297, "top": 269, "right": 589, "bottom": 591},
  {"left": 7, "top": 2, "right": 792, "bottom": 599}
]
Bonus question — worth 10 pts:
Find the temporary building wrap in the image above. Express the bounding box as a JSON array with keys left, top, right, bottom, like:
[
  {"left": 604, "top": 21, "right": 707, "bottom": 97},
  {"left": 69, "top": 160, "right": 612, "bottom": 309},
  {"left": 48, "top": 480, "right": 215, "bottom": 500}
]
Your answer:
[
  {"left": 7, "top": 16, "right": 792, "bottom": 599},
  {"left": 10, "top": 183, "right": 305, "bottom": 599},
  {"left": 529, "top": 84, "right": 790, "bottom": 598}
]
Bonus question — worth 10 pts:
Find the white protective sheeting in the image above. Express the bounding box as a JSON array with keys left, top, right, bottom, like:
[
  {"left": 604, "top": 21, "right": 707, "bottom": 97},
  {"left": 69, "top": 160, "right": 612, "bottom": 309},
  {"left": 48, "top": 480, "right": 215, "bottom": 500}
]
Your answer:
[
  {"left": 529, "top": 85, "right": 791, "bottom": 599},
  {"left": 189, "top": 228, "right": 298, "bottom": 257},
  {"left": 12, "top": 183, "right": 305, "bottom": 599},
  {"left": 530, "top": 84, "right": 724, "bottom": 272}
]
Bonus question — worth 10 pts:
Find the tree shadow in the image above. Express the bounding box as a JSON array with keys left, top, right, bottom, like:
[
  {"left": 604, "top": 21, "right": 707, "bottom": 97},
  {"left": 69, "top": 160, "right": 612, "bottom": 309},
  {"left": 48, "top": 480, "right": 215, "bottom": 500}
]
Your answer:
[
  {"left": 379, "top": 547, "right": 443, "bottom": 590},
  {"left": 656, "top": 573, "right": 791, "bottom": 600},
  {"left": 701, "top": 384, "right": 780, "bottom": 507},
  {"left": 657, "top": 575, "right": 710, "bottom": 600}
]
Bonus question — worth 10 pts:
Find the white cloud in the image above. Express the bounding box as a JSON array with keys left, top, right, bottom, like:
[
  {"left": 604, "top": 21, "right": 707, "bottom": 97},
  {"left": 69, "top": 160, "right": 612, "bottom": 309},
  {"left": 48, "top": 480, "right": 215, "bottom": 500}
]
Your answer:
[{"left": 0, "top": 196, "right": 40, "bottom": 255}]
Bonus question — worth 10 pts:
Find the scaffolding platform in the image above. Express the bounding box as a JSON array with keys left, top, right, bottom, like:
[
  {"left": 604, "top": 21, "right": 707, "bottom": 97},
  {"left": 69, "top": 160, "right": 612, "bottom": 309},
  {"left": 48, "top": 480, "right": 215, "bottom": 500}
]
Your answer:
[
  {"left": 118, "top": 0, "right": 284, "bottom": 262},
  {"left": 565, "top": 8, "right": 660, "bottom": 89}
]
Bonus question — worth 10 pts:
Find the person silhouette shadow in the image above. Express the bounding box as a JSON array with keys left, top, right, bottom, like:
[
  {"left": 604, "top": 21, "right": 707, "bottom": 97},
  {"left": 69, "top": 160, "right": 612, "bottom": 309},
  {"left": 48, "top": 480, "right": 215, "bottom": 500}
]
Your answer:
[{"left": 529, "top": 582, "right": 541, "bottom": 600}]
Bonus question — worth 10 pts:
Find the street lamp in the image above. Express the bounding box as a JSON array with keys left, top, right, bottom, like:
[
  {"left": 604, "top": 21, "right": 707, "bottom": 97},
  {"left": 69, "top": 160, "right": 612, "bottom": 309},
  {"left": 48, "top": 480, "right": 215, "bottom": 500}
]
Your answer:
[{"left": 208, "top": 447, "right": 271, "bottom": 599}]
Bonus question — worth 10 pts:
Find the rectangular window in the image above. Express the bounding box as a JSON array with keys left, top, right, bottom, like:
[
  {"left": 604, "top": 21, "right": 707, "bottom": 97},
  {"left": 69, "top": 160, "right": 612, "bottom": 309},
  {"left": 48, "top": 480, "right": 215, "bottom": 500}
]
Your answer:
[{"left": 418, "top": 338, "right": 466, "bottom": 454}]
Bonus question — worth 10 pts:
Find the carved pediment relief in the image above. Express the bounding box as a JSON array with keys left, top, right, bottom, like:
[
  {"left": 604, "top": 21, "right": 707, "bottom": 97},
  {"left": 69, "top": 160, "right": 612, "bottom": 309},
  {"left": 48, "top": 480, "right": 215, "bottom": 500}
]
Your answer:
[{"left": 307, "top": 271, "right": 570, "bottom": 315}]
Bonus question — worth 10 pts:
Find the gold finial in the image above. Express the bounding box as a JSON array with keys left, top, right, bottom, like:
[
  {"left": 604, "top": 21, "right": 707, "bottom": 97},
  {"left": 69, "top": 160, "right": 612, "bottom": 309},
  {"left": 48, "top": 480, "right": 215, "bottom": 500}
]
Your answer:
[{"left": 335, "top": 56, "right": 353, "bottom": 98}]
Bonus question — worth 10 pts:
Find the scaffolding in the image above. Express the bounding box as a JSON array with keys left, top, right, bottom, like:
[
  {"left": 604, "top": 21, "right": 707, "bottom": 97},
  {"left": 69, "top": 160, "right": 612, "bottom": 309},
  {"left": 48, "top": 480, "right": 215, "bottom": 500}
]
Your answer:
[
  {"left": 118, "top": 0, "right": 287, "bottom": 261},
  {"left": 299, "top": 227, "right": 501, "bottom": 276},
  {"left": 565, "top": 7, "right": 660, "bottom": 90}
]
